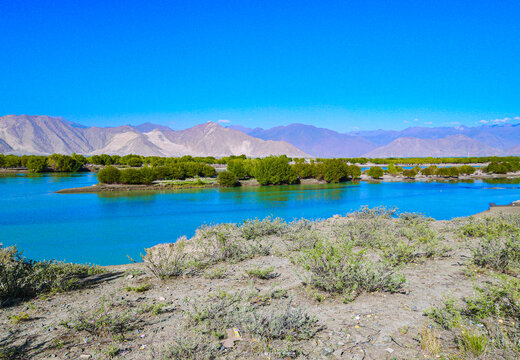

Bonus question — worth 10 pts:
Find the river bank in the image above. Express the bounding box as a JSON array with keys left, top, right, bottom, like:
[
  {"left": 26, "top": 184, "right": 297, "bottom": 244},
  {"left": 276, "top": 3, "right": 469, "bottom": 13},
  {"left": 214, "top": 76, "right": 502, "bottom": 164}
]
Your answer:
[
  {"left": 2, "top": 206, "right": 519, "bottom": 359},
  {"left": 55, "top": 172, "right": 520, "bottom": 194}
]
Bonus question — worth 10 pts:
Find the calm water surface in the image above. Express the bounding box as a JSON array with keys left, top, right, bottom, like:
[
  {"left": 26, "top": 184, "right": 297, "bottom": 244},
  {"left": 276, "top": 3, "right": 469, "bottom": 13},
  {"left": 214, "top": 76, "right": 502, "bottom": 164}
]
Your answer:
[{"left": 1, "top": 173, "right": 519, "bottom": 265}]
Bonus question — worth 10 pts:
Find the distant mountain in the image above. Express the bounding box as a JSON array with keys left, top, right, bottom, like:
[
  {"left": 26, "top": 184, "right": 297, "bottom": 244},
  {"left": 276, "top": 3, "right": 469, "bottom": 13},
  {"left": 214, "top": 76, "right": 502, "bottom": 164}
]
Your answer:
[
  {"left": 364, "top": 135, "right": 503, "bottom": 157},
  {"left": 133, "top": 122, "right": 173, "bottom": 133},
  {"left": 246, "top": 124, "right": 376, "bottom": 157},
  {"left": 349, "top": 124, "right": 520, "bottom": 151},
  {"left": 227, "top": 125, "right": 255, "bottom": 134},
  {"left": 0, "top": 115, "right": 309, "bottom": 157},
  {"left": 3, "top": 115, "right": 520, "bottom": 158}
]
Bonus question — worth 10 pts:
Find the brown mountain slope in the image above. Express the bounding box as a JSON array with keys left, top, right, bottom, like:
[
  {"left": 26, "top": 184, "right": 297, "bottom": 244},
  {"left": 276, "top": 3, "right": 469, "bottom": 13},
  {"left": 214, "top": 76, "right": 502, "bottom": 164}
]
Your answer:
[
  {"left": 0, "top": 115, "right": 92, "bottom": 154},
  {"left": 364, "top": 135, "right": 503, "bottom": 157},
  {"left": 162, "top": 122, "right": 309, "bottom": 157}
]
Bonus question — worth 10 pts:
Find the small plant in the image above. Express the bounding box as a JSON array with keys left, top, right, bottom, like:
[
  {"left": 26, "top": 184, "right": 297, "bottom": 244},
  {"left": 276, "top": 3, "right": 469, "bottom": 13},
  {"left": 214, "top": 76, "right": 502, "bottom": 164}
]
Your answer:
[
  {"left": 297, "top": 240, "right": 405, "bottom": 301},
  {"left": 104, "top": 343, "right": 120, "bottom": 358},
  {"left": 425, "top": 297, "right": 462, "bottom": 330},
  {"left": 203, "top": 267, "right": 227, "bottom": 279},
  {"left": 458, "top": 327, "right": 488, "bottom": 357},
  {"left": 155, "top": 336, "right": 220, "bottom": 360},
  {"left": 138, "top": 301, "right": 169, "bottom": 316},
  {"left": 66, "top": 302, "right": 140, "bottom": 338},
  {"left": 125, "top": 283, "right": 152, "bottom": 293},
  {"left": 419, "top": 326, "right": 440, "bottom": 355},
  {"left": 246, "top": 266, "right": 278, "bottom": 280},
  {"left": 9, "top": 311, "right": 30, "bottom": 324},
  {"left": 140, "top": 239, "right": 188, "bottom": 279},
  {"left": 246, "top": 301, "right": 321, "bottom": 341}
]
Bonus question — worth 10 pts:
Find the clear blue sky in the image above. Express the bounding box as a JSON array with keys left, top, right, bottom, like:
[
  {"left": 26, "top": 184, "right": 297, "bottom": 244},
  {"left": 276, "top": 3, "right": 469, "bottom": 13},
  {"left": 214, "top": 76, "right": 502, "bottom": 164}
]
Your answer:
[{"left": 1, "top": 0, "right": 519, "bottom": 132}]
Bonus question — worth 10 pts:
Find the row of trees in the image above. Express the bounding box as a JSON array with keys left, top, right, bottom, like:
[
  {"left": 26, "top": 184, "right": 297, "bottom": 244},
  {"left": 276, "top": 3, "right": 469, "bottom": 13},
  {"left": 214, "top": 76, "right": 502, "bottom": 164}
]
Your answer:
[
  {"left": 328, "top": 156, "right": 520, "bottom": 165},
  {"left": 0, "top": 154, "right": 87, "bottom": 173},
  {"left": 221, "top": 157, "right": 362, "bottom": 186},
  {"left": 98, "top": 162, "right": 217, "bottom": 185}
]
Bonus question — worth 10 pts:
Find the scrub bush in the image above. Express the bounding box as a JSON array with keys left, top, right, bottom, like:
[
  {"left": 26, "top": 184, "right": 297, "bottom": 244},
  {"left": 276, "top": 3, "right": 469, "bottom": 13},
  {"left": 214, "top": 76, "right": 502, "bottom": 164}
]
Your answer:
[
  {"left": 0, "top": 246, "right": 104, "bottom": 305},
  {"left": 217, "top": 171, "right": 238, "bottom": 187},
  {"left": 367, "top": 166, "right": 384, "bottom": 179},
  {"left": 97, "top": 166, "right": 121, "bottom": 184}
]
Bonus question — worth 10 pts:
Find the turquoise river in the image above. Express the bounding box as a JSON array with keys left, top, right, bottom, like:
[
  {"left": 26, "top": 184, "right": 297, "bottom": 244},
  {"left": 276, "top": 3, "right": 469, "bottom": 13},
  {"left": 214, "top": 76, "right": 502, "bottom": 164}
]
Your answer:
[{"left": 1, "top": 172, "right": 519, "bottom": 265}]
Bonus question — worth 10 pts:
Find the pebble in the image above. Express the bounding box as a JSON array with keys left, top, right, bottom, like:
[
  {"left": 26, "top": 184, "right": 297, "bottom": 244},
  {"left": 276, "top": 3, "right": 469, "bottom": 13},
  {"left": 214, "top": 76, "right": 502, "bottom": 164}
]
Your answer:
[
  {"left": 126, "top": 275, "right": 134, "bottom": 279},
  {"left": 79, "top": 355, "right": 91, "bottom": 359},
  {"left": 321, "top": 347, "right": 334, "bottom": 356},
  {"left": 158, "top": 297, "right": 166, "bottom": 301}
]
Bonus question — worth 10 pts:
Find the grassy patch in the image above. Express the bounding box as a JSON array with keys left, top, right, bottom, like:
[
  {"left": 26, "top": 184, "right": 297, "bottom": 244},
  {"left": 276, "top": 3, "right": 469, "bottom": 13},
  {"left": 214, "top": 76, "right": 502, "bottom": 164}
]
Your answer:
[
  {"left": 125, "top": 283, "right": 152, "bottom": 293},
  {"left": 245, "top": 266, "right": 278, "bottom": 280},
  {"left": 9, "top": 312, "right": 30, "bottom": 324}
]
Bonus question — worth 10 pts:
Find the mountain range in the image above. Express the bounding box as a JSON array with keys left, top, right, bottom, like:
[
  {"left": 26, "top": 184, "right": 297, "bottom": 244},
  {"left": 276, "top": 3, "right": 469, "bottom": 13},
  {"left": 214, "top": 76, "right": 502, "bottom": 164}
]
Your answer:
[
  {"left": 1, "top": 114, "right": 520, "bottom": 157},
  {"left": 0, "top": 115, "right": 308, "bottom": 157}
]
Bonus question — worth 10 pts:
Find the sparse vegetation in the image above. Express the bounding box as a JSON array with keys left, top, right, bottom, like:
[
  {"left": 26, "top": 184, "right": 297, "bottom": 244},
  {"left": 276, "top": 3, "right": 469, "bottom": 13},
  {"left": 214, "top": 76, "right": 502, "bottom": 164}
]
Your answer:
[
  {"left": 245, "top": 266, "right": 278, "bottom": 279},
  {"left": 0, "top": 246, "right": 104, "bottom": 305}
]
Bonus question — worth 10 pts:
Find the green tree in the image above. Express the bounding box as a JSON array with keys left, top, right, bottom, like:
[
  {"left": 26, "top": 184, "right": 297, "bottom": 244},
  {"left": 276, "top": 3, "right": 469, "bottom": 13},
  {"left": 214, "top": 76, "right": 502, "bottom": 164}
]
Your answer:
[
  {"left": 47, "top": 154, "right": 83, "bottom": 172},
  {"left": 346, "top": 165, "right": 362, "bottom": 179},
  {"left": 119, "top": 168, "right": 145, "bottom": 184},
  {"left": 97, "top": 166, "right": 121, "bottom": 184},
  {"left": 367, "top": 166, "right": 384, "bottom": 179},
  {"left": 217, "top": 171, "right": 239, "bottom": 187},
  {"left": 323, "top": 159, "right": 349, "bottom": 183},
  {"left": 227, "top": 159, "right": 250, "bottom": 179},
  {"left": 252, "top": 156, "right": 298, "bottom": 185},
  {"left": 26, "top": 156, "right": 48, "bottom": 173},
  {"left": 402, "top": 169, "right": 417, "bottom": 178},
  {"left": 458, "top": 165, "right": 476, "bottom": 175}
]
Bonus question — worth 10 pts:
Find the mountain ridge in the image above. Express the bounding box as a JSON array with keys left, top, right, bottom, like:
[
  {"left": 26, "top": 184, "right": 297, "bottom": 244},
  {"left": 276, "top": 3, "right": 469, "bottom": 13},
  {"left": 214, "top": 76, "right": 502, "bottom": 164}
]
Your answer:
[{"left": 0, "top": 116, "right": 309, "bottom": 157}]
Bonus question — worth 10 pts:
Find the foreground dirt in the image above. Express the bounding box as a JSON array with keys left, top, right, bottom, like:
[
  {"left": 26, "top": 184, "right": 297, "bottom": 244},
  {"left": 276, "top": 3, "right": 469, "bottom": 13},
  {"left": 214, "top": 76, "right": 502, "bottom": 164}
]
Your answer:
[{"left": 1, "top": 207, "right": 519, "bottom": 360}]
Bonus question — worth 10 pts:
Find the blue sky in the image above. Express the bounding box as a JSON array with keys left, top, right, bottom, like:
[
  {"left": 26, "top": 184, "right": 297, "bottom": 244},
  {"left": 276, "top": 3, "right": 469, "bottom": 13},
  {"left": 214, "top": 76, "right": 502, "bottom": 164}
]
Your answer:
[{"left": 1, "top": 0, "right": 519, "bottom": 132}]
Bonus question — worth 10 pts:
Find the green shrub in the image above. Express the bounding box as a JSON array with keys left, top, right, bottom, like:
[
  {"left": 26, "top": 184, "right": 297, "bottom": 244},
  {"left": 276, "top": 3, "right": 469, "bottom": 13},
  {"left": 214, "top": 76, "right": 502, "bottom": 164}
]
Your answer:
[
  {"left": 421, "top": 165, "right": 438, "bottom": 176},
  {"left": 252, "top": 156, "right": 298, "bottom": 185},
  {"left": 26, "top": 156, "right": 48, "bottom": 173},
  {"left": 46, "top": 154, "right": 83, "bottom": 172},
  {"left": 367, "top": 166, "right": 384, "bottom": 179},
  {"left": 402, "top": 169, "right": 417, "bottom": 178},
  {"left": 436, "top": 166, "right": 460, "bottom": 177},
  {"left": 227, "top": 159, "right": 250, "bottom": 179},
  {"left": 97, "top": 166, "right": 121, "bottom": 184},
  {"left": 425, "top": 297, "right": 462, "bottom": 330},
  {"left": 217, "top": 171, "right": 238, "bottom": 187},
  {"left": 458, "top": 165, "right": 476, "bottom": 175}
]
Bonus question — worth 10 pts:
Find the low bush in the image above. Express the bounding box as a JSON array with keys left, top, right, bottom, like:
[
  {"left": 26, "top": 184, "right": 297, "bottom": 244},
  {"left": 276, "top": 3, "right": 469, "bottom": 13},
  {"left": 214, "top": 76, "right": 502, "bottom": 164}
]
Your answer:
[
  {"left": 246, "top": 301, "right": 321, "bottom": 341},
  {"left": 195, "top": 223, "right": 272, "bottom": 264},
  {"left": 97, "top": 166, "right": 121, "bottom": 184},
  {"left": 140, "top": 240, "right": 188, "bottom": 279},
  {"left": 217, "top": 171, "right": 238, "bottom": 187},
  {"left": 297, "top": 241, "right": 405, "bottom": 302},
  {"left": 367, "top": 166, "right": 384, "bottom": 179},
  {"left": 0, "top": 246, "right": 104, "bottom": 305}
]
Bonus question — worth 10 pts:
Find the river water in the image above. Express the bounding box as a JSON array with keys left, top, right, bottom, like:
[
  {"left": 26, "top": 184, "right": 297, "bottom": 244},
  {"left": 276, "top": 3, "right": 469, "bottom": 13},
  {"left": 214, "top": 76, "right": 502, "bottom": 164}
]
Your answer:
[{"left": 1, "top": 172, "right": 518, "bottom": 265}]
